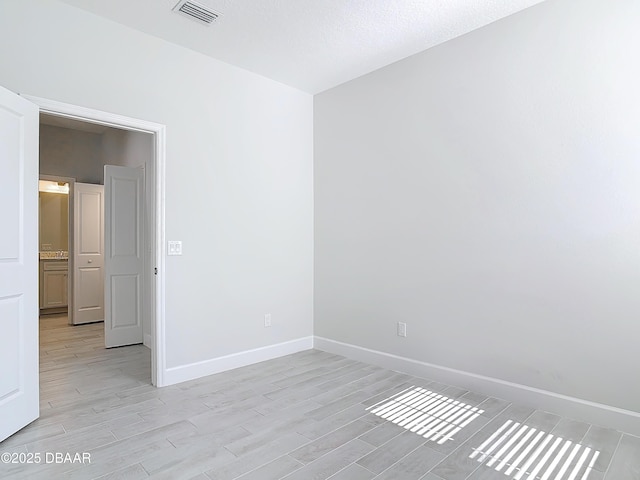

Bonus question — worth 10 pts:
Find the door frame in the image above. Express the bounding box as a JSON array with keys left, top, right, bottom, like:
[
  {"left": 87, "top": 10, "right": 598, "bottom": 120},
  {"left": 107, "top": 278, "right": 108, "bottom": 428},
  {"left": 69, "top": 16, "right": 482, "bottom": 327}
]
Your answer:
[
  {"left": 25, "top": 95, "right": 167, "bottom": 387},
  {"left": 39, "top": 174, "right": 75, "bottom": 324}
]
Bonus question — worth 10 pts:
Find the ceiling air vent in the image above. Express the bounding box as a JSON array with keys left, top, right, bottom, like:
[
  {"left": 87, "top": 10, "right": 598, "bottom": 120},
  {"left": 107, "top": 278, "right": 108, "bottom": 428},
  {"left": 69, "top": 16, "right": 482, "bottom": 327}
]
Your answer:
[{"left": 172, "top": 0, "right": 221, "bottom": 25}]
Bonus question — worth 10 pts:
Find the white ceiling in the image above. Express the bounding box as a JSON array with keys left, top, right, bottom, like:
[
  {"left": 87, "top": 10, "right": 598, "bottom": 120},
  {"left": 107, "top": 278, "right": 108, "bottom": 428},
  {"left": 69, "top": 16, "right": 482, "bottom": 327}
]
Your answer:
[{"left": 56, "top": 0, "right": 547, "bottom": 94}]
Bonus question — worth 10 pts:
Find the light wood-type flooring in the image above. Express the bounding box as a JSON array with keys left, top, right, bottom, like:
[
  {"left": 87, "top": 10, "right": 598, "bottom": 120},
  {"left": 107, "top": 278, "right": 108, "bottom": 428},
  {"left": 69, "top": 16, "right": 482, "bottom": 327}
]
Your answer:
[{"left": 0, "top": 314, "right": 638, "bottom": 479}]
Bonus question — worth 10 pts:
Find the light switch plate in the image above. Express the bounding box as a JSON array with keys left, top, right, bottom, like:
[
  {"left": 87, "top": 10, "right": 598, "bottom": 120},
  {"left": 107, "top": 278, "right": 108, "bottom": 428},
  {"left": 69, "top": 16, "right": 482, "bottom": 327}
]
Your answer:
[{"left": 168, "top": 241, "right": 183, "bottom": 256}]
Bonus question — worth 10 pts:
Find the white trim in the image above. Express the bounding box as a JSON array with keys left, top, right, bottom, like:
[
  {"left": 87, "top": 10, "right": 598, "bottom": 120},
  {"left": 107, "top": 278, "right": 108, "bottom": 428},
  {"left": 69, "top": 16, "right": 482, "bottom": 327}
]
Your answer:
[
  {"left": 314, "top": 336, "right": 640, "bottom": 436},
  {"left": 144, "top": 334, "right": 152, "bottom": 349},
  {"left": 23, "top": 95, "right": 159, "bottom": 134},
  {"left": 23, "top": 95, "right": 167, "bottom": 387},
  {"left": 153, "top": 125, "right": 167, "bottom": 387},
  {"left": 164, "top": 337, "right": 314, "bottom": 386}
]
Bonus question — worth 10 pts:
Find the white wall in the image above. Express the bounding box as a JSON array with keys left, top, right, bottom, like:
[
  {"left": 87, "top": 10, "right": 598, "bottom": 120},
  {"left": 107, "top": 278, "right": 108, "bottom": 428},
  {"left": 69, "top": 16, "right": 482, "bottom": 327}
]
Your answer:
[
  {"left": 315, "top": 0, "right": 640, "bottom": 419},
  {"left": 40, "top": 124, "right": 103, "bottom": 183},
  {"left": 0, "top": 0, "right": 313, "bottom": 374},
  {"left": 101, "top": 128, "right": 153, "bottom": 170}
]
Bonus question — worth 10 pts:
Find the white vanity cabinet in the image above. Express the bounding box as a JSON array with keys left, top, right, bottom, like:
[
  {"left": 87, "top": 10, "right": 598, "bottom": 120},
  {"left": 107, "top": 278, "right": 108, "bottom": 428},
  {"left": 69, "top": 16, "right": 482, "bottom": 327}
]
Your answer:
[{"left": 40, "top": 260, "right": 68, "bottom": 310}]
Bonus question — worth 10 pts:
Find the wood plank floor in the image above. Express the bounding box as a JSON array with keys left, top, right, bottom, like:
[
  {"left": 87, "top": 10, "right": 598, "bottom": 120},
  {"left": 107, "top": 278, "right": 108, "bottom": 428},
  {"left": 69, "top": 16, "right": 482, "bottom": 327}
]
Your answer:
[{"left": 0, "top": 314, "right": 637, "bottom": 479}]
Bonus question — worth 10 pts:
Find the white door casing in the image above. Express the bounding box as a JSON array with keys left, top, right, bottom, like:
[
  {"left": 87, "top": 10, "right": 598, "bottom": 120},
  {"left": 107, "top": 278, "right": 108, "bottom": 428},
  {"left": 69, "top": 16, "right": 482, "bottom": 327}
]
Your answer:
[
  {"left": 73, "top": 183, "right": 105, "bottom": 324},
  {"left": 104, "top": 165, "right": 144, "bottom": 348},
  {"left": 22, "top": 94, "right": 166, "bottom": 387},
  {"left": 0, "top": 87, "right": 39, "bottom": 441}
]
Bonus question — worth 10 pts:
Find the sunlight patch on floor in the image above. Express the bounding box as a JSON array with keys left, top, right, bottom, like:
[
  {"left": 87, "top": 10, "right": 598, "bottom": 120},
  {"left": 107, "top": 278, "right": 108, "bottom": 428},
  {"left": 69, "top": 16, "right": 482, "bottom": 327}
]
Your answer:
[
  {"left": 366, "top": 386, "right": 484, "bottom": 444},
  {"left": 471, "top": 419, "right": 600, "bottom": 480}
]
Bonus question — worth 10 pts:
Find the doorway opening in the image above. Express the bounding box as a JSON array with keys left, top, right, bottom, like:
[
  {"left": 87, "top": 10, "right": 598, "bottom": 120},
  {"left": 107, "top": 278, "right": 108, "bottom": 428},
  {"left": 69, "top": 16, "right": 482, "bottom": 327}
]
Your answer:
[
  {"left": 38, "top": 176, "right": 73, "bottom": 318},
  {"left": 27, "top": 95, "right": 167, "bottom": 388}
]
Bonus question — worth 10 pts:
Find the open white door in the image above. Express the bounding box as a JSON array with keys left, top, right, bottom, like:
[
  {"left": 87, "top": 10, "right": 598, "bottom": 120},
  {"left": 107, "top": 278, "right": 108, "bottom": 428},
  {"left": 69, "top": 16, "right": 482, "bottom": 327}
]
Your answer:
[
  {"left": 73, "top": 183, "right": 105, "bottom": 324},
  {"left": 0, "top": 87, "right": 39, "bottom": 441},
  {"left": 104, "top": 165, "right": 144, "bottom": 348}
]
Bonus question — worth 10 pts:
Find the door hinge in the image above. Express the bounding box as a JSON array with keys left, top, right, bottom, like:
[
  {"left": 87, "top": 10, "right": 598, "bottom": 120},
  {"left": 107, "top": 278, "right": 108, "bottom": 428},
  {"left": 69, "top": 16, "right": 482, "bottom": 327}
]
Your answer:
[{"left": 154, "top": 267, "right": 158, "bottom": 275}]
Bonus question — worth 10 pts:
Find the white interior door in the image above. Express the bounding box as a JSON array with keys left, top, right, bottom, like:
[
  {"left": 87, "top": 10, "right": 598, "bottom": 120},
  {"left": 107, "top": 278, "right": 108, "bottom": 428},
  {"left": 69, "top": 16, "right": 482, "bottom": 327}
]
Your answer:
[
  {"left": 0, "top": 86, "right": 39, "bottom": 441},
  {"left": 104, "top": 165, "right": 144, "bottom": 348},
  {"left": 73, "top": 183, "right": 105, "bottom": 324}
]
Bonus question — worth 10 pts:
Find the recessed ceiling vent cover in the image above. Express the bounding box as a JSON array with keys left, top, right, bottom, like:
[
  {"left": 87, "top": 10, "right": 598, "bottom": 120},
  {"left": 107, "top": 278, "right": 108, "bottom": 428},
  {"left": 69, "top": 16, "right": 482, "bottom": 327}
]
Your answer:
[{"left": 172, "top": 0, "right": 221, "bottom": 25}]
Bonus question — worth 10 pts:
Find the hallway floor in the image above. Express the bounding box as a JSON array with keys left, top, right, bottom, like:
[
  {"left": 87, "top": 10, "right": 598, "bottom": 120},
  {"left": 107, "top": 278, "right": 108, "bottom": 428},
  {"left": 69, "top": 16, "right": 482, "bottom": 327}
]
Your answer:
[{"left": 0, "top": 315, "right": 638, "bottom": 479}]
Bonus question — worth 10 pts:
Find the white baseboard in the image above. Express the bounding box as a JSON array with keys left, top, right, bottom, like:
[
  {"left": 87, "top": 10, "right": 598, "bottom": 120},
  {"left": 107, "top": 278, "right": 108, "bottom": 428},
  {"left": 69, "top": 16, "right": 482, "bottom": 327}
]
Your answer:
[
  {"left": 163, "top": 336, "right": 314, "bottom": 386},
  {"left": 143, "top": 333, "right": 152, "bottom": 348},
  {"left": 314, "top": 336, "right": 640, "bottom": 436}
]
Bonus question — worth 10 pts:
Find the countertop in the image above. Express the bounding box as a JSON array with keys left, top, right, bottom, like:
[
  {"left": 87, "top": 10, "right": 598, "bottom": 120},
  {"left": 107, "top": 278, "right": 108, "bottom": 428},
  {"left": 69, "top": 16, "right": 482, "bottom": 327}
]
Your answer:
[{"left": 39, "top": 251, "right": 69, "bottom": 260}]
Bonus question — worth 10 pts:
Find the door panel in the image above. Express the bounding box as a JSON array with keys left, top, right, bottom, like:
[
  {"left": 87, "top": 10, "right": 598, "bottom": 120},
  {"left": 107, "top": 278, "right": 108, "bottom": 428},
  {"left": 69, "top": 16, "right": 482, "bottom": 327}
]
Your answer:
[
  {"left": 77, "top": 267, "right": 103, "bottom": 308},
  {"left": 105, "top": 165, "right": 144, "bottom": 348},
  {"left": 73, "top": 183, "right": 104, "bottom": 324},
  {"left": 0, "top": 86, "right": 39, "bottom": 441},
  {"left": 43, "top": 270, "right": 68, "bottom": 308},
  {"left": 111, "top": 274, "right": 140, "bottom": 328},
  {"left": 0, "top": 297, "right": 21, "bottom": 403}
]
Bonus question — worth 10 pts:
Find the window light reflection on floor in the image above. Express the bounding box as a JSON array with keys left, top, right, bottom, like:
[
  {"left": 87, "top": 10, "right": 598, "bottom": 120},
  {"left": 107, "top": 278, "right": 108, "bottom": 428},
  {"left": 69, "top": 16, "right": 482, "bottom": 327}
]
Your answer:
[
  {"left": 365, "top": 386, "right": 484, "bottom": 444},
  {"left": 470, "top": 419, "right": 601, "bottom": 480}
]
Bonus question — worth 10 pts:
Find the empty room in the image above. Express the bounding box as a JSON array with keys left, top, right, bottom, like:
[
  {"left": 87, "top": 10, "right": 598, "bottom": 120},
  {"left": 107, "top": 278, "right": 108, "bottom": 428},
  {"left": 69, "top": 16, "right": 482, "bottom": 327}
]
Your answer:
[{"left": 0, "top": 0, "right": 638, "bottom": 479}]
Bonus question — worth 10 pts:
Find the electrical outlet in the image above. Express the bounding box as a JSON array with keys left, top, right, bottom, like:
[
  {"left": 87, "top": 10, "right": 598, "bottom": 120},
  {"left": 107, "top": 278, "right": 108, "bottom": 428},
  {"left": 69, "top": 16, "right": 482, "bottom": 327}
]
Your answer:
[
  {"left": 397, "top": 322, "right": 407, "bottom": 337},
  {"left": 264, "top": 314, "right": 272, "bottom": 327}
]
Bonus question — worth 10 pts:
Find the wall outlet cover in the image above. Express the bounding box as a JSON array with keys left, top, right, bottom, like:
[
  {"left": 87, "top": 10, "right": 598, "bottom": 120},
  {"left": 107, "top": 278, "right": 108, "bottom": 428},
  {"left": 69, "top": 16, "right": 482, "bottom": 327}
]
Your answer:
[{"left": 397, "top": 322, "right": 407, "bottom": 337}]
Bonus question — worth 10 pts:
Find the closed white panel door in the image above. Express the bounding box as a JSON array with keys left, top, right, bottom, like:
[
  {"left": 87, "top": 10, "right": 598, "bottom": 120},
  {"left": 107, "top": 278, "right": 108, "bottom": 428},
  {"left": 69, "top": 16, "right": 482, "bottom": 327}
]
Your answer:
[
  {"left": 104, "top": 165, "right": 144, "bottom": 348},
  {"left": 0, "top": 86, "right": 39, "bottom": 441},
  {"left": 73, "top": 183, "right": 104, "bottom": 324}
]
